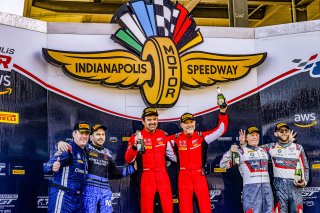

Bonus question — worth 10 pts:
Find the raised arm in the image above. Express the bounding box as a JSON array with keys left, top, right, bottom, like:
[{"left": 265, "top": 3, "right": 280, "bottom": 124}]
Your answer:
[{"left": 202, "top": 112, "right": 228, "bottom": 144}]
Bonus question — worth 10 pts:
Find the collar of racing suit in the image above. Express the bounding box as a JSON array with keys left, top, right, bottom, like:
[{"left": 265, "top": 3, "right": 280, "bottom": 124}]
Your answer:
[
  {"left": 180, "top": 131, "right": 197, "bottom": 138},
  {"left": 277, "top": 141, "right": 292, "bottom": 148},
  {"left": 246, "top": 144, "right": 259, "bottom": 151},
  {"left": 142, "top": 128, "right": 159, "bottom": 136},
  {"left": 70, "top": 140, "right": 83, "bottom": 151},
  {"left": 89, "top": 141, "right": 103, "bottom": 150}
]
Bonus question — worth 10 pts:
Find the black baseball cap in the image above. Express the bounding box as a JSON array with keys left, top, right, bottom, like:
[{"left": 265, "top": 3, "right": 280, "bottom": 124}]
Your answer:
[
  {"left": 141, "top": 107, "right": 158, "bottom": 118},
  {"left": 180, "top": 113, "right": 195, "bottom": 123},
  {"left": 91, "top": 124, "right": 107, "bottom": 134},
  {"left": 246, "top": 126, "right": 260, "bottom": 135},
  {"left": 73, "top": 122, "right": 90, "bottom": 133},
  {"left": 275, "top": 122, "right": 290, "bottom": 132}
]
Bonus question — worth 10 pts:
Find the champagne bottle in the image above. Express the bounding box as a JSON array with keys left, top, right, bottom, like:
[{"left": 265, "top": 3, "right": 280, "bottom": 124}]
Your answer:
[
  {"left": 231, "top": 143, "right": 239, "bottom": 166},
  {"left": 136, "top": 131, "right": 146, "bottom": 154},
  {"left": 294, "top": 163, "right": 303, "bottom": 183},
  {"left": 217, "top": 87, "right": 227, "bottom": 109}
]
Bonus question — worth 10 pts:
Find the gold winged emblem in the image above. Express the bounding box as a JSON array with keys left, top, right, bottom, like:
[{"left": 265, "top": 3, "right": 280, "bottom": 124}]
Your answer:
[
  {"left": 42, "top": 0, "right": 268, "bottom": 108},
  {"left": 43, "top": 37, "right": 266, "bottom": 108},
  {"left": 180, "top": 52, "right": 266, "bottom": 87},
  {"left": 43, "top": 49, "right": 152, "bottom": 87}
]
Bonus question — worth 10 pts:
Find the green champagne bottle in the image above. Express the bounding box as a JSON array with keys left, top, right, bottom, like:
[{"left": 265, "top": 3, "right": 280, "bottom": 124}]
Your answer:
[
  {"left": 294, "top": 164, "right": 302, "bottom": 183},
  {"left": 217, "top": 87, "right": 227, "bottom": 109},
  {"left": 231, "top": 143, "right": 239, "bottom": 166}
]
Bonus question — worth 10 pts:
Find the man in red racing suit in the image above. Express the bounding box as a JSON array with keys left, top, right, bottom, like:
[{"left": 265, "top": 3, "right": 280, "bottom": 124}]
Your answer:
[
  {"left": 167, "top": 107, "right": 228, "bottom": 213},
  {"left": 125, "top": 107, "right": 173, "bottom": 213}
]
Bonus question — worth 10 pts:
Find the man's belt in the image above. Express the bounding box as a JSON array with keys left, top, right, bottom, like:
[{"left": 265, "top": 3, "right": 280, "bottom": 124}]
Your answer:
[
  {"left": 180, "top": 167, "right": 202, "bottom": 171},
  {"left": 86, "top": 174, "right": 109, "bottom": 182},
  {"left": 143, "top": 168, "right": 166, "bottom": 172},
  {"left": 180, "top": 167, "right": 205, "bottom": 175},
  {"left": 51, "top": 182, "right": 82, "bottom": 195}
]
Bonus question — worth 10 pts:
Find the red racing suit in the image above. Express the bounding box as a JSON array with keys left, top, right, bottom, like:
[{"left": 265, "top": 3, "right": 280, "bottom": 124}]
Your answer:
[
  {"left": 125, "top": 129, "right": 173, "bottom": 213},
  {"left": 168, "top": 113, "right": 228, "bottom": 213}
]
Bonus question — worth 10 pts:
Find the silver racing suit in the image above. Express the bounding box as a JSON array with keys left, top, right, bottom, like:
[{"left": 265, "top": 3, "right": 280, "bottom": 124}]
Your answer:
[
  {"left": 220, "top": 145, "right": 274, "bottom": 213},
  {"left": 263, "top": 141, "right": 309, "bottom": 213}
]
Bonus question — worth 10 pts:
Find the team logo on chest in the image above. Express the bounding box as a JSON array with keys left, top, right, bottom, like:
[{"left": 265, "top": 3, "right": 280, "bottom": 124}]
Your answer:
[
  {"left": 289, "top": 147, "right": 295, "bottom": 152},
  {"left": 144, "top": 138, "right": 153, "bottom": 149},
  {"left": 192, "top": 139, "right": 198, "bottom": 145},
  {"left": 89, "top": 152, "right": 98, "bottom": 157},
  {"left": 179, "top": 140, "right": 187, "bottom": 150},
  {"left": 259, "top": 150, "right": 267, "bottom": 158},
  {"left": 191, "top": 139, "right": 200, "bottom": 149},
  {"left": 103, "top": 154, "right": 109, "bottom": 161},
  {"left": 157, "top": 137, "right": 164, "bottom": 145},
  {"left": 77, "top": 153, "right": 84, "bottom": 163}
]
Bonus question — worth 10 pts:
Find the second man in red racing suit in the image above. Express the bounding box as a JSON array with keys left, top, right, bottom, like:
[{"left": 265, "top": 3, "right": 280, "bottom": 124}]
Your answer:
[
  {"left": 125, "top": 107, "right": 173, "bottom": 213},
  {"left": 167, "top": 108, "right": 228, "bottom": 213}
]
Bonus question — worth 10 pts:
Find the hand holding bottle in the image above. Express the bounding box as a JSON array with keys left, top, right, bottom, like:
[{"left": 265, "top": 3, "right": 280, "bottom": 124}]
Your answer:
[
  {"left": 230, "top": 144, "right": 240, "bottom": 166},
  {"left": 134, "top": 131, "right": 142, "bottom": 150},
  {"left": 217, "top": 87, "right": 228, "bottom": 112},
  {"left": 294, "top": 163, "right": 306, "bottom": 187},
  {"left": 135, "top": 131, "right": 146, "bottom": 154}
]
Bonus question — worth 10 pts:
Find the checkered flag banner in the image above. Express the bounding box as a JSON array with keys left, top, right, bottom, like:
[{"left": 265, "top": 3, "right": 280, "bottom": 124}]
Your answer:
[
  {"left": 153, "top": 0, "right": 175, "bottom": 36},
  {"left": 170, "top": 8, "right": 180, "bottom": 37},
  {"left": 111, "top": 0, "right": 203, "bottom": 55}
]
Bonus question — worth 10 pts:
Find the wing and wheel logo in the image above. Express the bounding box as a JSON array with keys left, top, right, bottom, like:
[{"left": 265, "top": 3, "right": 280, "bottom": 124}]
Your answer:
[{"left": 43, "top": 0, "right": 266, "bottom": 108}]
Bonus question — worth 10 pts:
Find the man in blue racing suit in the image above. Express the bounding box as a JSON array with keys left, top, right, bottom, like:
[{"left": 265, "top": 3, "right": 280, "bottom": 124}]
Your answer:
[
  {"left": 58, "top": 123, "right": 134, "bottom": 213},
  {"left": 44, "top": 121, "right": 90, "bottom": 213}
]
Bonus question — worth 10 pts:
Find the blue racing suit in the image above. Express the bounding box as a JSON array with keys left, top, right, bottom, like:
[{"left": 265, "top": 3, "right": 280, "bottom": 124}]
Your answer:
[
  {"left": 84, "top": 142, "right": 126, "bottom": 213},
  {"left": 44, "top": 140, "right": 88, "bottom": 213},
  {"left": 220, "top": 145, "right": 274, "bottom": 213}
]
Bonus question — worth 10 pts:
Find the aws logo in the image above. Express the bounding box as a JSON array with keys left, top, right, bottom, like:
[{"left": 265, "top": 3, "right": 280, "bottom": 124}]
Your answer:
[
  {"left": 42, "top": 0, "right": 266, "bottom": 108},
  {"left": 294, "top": 113, "right": 317, "bottom": 128}
]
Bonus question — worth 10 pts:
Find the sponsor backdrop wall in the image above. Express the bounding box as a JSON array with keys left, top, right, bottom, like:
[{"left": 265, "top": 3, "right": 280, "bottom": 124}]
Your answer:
[{"left": 0, "top": 13, "right": 320, "bottom": 212}]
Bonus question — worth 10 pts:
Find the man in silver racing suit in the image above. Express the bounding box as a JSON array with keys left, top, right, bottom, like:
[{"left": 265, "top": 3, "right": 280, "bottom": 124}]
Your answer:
[
  {"left": 220, "top": 127, "right": 274, "bottom": 213},
  {"left": 262, "top": 122, "right": 309, "bottom": 213}
]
